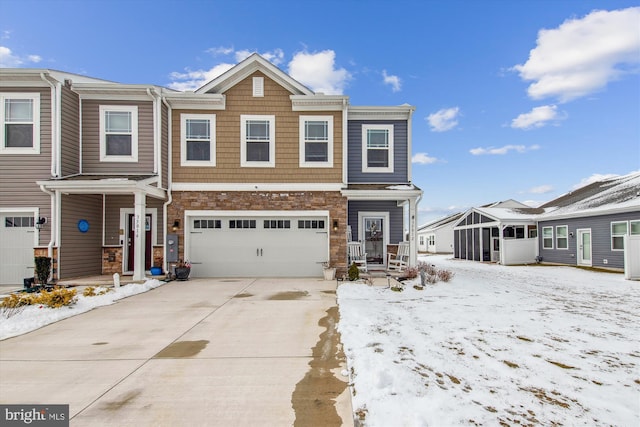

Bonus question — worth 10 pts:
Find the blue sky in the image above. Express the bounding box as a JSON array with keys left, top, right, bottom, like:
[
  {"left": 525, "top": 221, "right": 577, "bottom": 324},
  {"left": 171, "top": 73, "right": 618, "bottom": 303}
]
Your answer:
[{"left": 2, "top": 0, "right": 638, "bottom": 225}]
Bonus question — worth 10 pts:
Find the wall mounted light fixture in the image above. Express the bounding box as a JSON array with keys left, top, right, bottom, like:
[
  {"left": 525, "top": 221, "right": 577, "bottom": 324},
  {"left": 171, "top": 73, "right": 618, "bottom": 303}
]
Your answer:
[
  {"left": 332, "top": 219, "right": 339, "bottom": 232},
  {"left": 172, "top": 220, "right": 180, "bottom": 231},
  {"left": 35, "top": 217, "right": 47, "bottom": 230}
]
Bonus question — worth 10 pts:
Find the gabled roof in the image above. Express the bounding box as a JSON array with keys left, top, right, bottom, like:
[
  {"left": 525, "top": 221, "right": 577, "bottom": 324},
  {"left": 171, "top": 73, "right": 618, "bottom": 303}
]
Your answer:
[
  {"left": 195, "top": 53, "right": 314, "bottom": 96},
  {"left": 418, "top": 212, "right": 463, "bottom": 232},
  {"left": 539, "top": 172, "right": 640, "bottom": 219}
]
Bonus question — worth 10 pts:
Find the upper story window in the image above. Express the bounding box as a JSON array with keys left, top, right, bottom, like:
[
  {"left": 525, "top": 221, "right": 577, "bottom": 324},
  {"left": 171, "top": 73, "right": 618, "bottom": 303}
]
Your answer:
[
  {"left": 100, "top": 105, "right": 138, "bottom": 162},
  {"left": 0, "top": 93, "right": 40, "bottom": 155},
  {"left": 556, "top": 225, "right": 568, "bottom": 249},
  {"left": 299, "top": 116, "right": 333, "bottom": 167},
  {"left": 362, "top": 124, "right": 393, "bottom": 173},
  {"left": 241, "top": 115, "right": 275, "bottom": 167},
  {"left": 542, "top": 226, "right": 553, "bottom": 249},
  {"left": 181, "top": 114, "right": 216, "bottom": 167}
]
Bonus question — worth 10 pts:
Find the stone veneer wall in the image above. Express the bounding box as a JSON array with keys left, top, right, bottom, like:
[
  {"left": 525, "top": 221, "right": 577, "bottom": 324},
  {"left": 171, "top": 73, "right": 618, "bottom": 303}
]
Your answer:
[
  {"left": 169, "top": 191, "right": 348, "bottom": 276},
  {"left": 102, "top": 246, "right": 163, "bottom": 275}
]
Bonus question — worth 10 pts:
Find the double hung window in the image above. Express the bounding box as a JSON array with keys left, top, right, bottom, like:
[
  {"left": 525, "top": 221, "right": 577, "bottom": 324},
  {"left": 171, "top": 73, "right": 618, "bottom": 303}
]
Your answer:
[
  {"left": 181, "top": 114, "right": 216, "bottom": 166},
  {"left": 542, "top": 226, "right": 554, "bottom": 249},
  {"left": 556, "top": 225, "right": 568, "bottom": 249},
  {"left": 1, "top": 93, "right": 40, "bottom": 154},
  {"left": 100, "top": 105, "right": 138, "bottom": 162},
  {"left": 241, "top": 115, "right": 275, "bottom": 167},
  {"left": 299, "top": 116, "right": 333, "bottom": 167},
  {"left": 362, "top": 124, "right": 393, "bottom": 172}
]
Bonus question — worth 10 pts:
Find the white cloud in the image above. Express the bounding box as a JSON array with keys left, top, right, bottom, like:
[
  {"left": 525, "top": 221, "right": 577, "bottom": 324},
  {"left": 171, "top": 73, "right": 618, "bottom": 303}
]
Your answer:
[
  {"left": 470, "top": 144, "right": 540, "bottom": 155},
  {"left": 0, "top": 45, "right": 42, "bottom": 68},
  {"left": 527, "top": 184, "right": 554, "bottom": 194},
  {"left": 412, "top": 153, "right": 439, "bottom": 164},
  {"left": 512, "top": 7, "right": 640, "bottom": 102},
  {"left": 382, "top": 70, "right": 401, "bottom": 92},
  {"left": 511, "top": 105, "right": 564, "bottom": 129},
  {"left": 206, "top": 46, "right": 234, "bottom": 56},
  {"left": 288, "top": 50, "right": 351, "bottom": 95},
  {"left": 235, "top": 48, "right": 285, "bottom": 65},
  {"left": 426, "top": 107, "right": 460, "bottom": 132},
  {"left": 168, "top": 63, "right": 235, "bottom": 91}
]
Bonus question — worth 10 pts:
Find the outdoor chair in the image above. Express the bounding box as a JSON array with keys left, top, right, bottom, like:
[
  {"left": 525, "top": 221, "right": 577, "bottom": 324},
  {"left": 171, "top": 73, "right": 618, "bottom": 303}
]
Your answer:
[
  {"left": 387, "top": 241, "right": 409, "bottom": 273},
  {"left": 347, "top": 241, "right": 368, "bottom": 272}
]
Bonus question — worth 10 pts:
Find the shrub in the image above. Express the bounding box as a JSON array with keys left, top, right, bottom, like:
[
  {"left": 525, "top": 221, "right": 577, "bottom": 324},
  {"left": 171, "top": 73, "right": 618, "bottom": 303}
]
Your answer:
[
  {"left": 437, "top": 268, "right": 455, "bottom": 282},
  {"left": 0, "top": 287, "right": 77, "bottom": 310},
  {"left": 83, "top": 286, "right": 112, "bottom": 297},
  {"left": 34, "top": 256, "right": 51, "bottom": 285},
  {"left": 348, "top": 263, "right": 360, "bottom": 281},
  {"left": 403, "top": 266, "right": 419, "bottom": 279}
]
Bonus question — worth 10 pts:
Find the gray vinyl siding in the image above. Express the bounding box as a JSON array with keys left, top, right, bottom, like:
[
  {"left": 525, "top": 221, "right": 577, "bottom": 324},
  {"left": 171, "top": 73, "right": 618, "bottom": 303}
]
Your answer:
[
  {"left": 347, "top": 120, "right": 408, "bottom": 183},
  {"left": 0, "top": 87, "right": 52, "bottom": 245},
  {"left": 104, "top": 195, "right": 165, "bottom": 246},
  {"left": 81, "top": 99, "right": 154, "bottom": 174},
  {"left": 538, "top": 211, "right": 640, "bottom": 270},
  {"left": 348, "top": 200, "right": 404, "bottom": 243},
  {"left": 60, "top": 86, "right": 80, "bottom": 176},
  {"left": 59, "top": 194, "right": 102, "bottom": 279}
]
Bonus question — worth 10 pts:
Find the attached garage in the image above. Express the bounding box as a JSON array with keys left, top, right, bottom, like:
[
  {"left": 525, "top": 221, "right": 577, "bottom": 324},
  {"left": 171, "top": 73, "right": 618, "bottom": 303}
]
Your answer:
[
  {"left": 186, "top": 211, "right": 330, "bottom": 277},
  {"left": 0, "top": 212, "right": 37, "bottom": 285}
]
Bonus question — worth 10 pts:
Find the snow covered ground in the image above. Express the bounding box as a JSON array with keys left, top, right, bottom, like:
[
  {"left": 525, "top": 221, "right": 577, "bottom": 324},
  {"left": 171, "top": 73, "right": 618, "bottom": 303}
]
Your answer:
[
  {"left": 0, "top": 279, "right": 164, "bottom": 340},
  {"left": 337, "top": 255, "right": 639, "bottom": 426}
]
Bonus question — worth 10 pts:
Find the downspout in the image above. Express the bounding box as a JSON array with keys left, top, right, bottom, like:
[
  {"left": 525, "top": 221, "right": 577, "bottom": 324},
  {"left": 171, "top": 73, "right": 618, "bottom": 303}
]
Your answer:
[
  {"left": 146, "top": 88, "right": 161, "bottom": 178},
  {"left": 161, "top": 94, "right": 172, "bottom": 274},
  {"left": 342, "top": 98, "right": 349, "bottom": 186},
  {"left": 40, "top": 73, "right": 59, "bottom": 177},
  {"left": 39, "top": 184, "right": 57, "bottom": 279}
]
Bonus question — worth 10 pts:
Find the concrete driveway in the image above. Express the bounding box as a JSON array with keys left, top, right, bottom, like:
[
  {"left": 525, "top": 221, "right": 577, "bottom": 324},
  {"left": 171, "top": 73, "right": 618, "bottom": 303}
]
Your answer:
[{"left": 0, "top": 278, "right": 353, "bottom": 426}]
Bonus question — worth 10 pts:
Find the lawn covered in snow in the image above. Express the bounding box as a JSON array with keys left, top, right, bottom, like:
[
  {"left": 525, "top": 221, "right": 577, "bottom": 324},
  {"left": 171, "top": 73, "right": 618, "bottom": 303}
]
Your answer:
[
  {"left": 337, "top": 255, "right": 639, "bottom": 426},
  {"left": 0, "top": 279, "right": 165, "bottom": 340}
]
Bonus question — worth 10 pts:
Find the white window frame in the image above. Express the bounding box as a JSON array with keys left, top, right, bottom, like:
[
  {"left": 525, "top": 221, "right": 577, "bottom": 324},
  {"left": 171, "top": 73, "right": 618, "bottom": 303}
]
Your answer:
[
  {"left": 0, "top": 93, "right": 40, "bottom": 155},
  {"left": 99, "top": 105, "right": 138, "bottom": 162},
  {"left": 542, "top": 226, "right": 554, "bottom": 249},
  {"left": 180, "top": 113, "right": 216, "bottom": 167},
  {"left": 631, "top": 220, "right": 640, "bottom": 235},
  {"left": 556, "top": 225, "right": 568, "bottom": 250},
  {"left": 299, "top": 115, "right": 333, "bottom": 168},
  {"left": 611, "top": 221, "right": 628, "bottom": 251},
  {"left": 362, "top": 124, "right": 393, "bottom": 173},
  {"left": 241, "top": 114, "right": 275, "bottom": 168}
]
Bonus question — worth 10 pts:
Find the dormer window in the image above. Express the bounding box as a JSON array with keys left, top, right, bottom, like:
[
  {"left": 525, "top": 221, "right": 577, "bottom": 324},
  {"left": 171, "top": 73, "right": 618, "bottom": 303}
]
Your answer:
[
  {"left": 362, "top": 124, "right": 393, "bottom": 173},
  {"left": 0, "top": 93, "right": 40, "bottom": 155},
  {"left": 99, "top": 105, "right": 138, "bottom": 162}
]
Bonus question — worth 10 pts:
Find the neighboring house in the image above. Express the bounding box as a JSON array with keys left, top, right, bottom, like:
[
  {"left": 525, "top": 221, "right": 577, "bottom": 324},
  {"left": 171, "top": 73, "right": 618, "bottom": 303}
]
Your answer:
[
  {"left": 417, "top": 212, "right": 462, "bottom": 253},
  {"left": 536, "top": 172, "right": 640, "bottom": 271},
  {"left": 453, "top": 200, "right": 541, "bottom": 265},
  {"left": 0, "top": 54, "right": 422, "bottom": 283}
]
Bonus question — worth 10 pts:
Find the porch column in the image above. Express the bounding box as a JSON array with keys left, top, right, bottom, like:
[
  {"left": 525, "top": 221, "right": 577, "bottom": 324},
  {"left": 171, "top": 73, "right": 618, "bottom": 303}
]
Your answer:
[
  {"left": 132, "top": 191, "right": 147, "bottom": 280},
  {"left": 408, "top": 196, "right": 418, "bottom": 266}
]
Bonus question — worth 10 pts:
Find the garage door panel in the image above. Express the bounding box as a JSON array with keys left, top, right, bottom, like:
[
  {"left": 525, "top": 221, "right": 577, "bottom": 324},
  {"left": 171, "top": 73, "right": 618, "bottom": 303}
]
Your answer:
[{"left": 0, "top": 213, "right": 36, "bottom": 285}]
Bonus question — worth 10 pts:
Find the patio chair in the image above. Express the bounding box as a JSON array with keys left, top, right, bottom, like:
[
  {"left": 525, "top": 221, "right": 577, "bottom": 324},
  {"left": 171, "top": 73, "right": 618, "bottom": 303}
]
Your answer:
[
  {"left": 347, "top": 241, "right": 368, "bottom": 272},
  {"left": 387, "top": 242, "right": 409, "bottom": 273}
]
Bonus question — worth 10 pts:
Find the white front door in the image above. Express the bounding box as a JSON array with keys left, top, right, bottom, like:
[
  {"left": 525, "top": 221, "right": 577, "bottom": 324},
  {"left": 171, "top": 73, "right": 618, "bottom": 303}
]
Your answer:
[
  {"left": 359, "top": 212, "right": 389, "bottom": 266},
  {"left": 577, "top": 229, "right": 592, "bottom": 266}
]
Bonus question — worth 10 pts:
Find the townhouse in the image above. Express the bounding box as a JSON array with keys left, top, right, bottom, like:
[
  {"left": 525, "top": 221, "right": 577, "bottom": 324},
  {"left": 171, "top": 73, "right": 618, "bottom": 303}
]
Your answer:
[{"left": 0, "top": 54, "right": 422, "bottom": 284}]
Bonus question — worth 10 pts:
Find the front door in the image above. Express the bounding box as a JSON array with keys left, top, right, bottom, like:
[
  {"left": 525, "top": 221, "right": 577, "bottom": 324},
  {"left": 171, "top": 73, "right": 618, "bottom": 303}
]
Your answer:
[
  {"left": 363, "top": 217, "right": 385, "bottom": 265},
  {"left": 577, "top": 229, "right": 592, "bottom": 266},
  {"left": 127, "top": 214, "right": 152, "bottom": 271}
]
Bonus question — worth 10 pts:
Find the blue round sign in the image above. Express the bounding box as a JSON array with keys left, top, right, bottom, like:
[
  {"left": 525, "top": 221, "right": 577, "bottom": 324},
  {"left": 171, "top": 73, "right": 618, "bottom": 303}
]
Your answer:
[{"left": 78, "top": 219, "right": 89, "bottom": 233}]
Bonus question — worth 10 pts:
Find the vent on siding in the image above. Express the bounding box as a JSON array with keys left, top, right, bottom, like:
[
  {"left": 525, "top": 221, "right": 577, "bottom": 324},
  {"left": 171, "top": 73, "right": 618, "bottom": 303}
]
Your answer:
[{"left": 253, "top": 77, "right": 264, "bottom": 97}]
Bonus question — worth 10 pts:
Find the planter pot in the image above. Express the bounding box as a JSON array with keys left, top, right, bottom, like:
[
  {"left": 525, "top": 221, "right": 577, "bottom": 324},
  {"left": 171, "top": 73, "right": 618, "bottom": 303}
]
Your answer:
[
  {"left": 174, "top": 267, "right": 191, "bottom": 281},
  {"left": 323, "top": 268, "right": 336, "bottom": 281},
  {"left": 150, "top": 266, "right": 163, "bottom": 276}
]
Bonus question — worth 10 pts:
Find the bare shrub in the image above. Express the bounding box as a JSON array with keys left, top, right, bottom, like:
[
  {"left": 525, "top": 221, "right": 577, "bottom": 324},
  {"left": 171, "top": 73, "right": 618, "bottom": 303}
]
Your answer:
[{"left": 437, "top": 269, "right": 455, "bottom": 282}]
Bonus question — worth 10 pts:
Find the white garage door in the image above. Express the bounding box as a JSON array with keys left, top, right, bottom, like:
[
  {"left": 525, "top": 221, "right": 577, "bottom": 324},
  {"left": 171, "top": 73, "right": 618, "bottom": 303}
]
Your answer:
[
  {"left": 188, "top": 214, "right": 329, "bottom": 277},
  {"left": 0, "top": 213, "right": 36, "bottom": 285}
]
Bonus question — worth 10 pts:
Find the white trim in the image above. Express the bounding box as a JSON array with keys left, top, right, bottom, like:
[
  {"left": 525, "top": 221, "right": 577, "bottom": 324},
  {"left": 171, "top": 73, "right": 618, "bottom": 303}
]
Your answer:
[
  {"left": 555, "top": 225, "right": 568, "bottom": 250},
  {"left": 358, "top": 212, "right": 390, "bottom": 265},
  {"left": 171, "top": 182, "right": 344, "bottom": 192},
  {"left": 542, "top": 226, "right": 554, "bottom": 249},
  {"left": 120, "top": 208, "right": 157, "bottom": 274},
  {"left": 0, "top": 92, "right": 41, "bottom": 155},
  {"left": 252, "top": 77, "right": 264, "bottom": 97},
  {"left": 577, "top": 228, "right": 592, "bottom": 266},
  {"left": 362, "top": 124, "right": 394, "bottom": 173},
  {"left": 299, "top": 115, "right": 333, "bottom": 168},
  {"left": 611, "top": 220, "right": 628, "bottom": 251},
  {"left": 99, "top": 105, "right": 138, "bottom": 162},
  {"left": 0, "top": 207, "right": 40, "bottom": 247},
  {"left": 180, "top": 113, "right": 216, "bottom": 167},
  {"left": 240, "top": 115, "right": 275, "bottom": 167}
]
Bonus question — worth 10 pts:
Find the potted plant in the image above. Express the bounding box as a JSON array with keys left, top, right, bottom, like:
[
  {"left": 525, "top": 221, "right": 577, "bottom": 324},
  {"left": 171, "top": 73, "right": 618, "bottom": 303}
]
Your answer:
[
  {"left": 34, "top": 256, "right": 51, "bottom": 286},
  {"left": 174, "top": 259, "right": 191, "bottom": 281},
  {"left": 322, "top": 262, "right": 336, "bottom": 280},
  {"left": 150, "top": 255, "right": 163, "bottom": 276}
]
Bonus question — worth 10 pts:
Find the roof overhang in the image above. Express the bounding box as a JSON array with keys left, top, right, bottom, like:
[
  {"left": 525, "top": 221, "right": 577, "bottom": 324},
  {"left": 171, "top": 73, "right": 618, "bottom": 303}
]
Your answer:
[
  {"left": 538, "top": 202, "right": 640, "bottom": 221},
  {"left": 36, "top": 176, "right": 166, "bottom": 199},
  {"left": 164, "top": 92, "right": 226, "bottom": 110},
  {"left": 341, "top": 184, "right": 422, "bottom": 201},
  {"left": 290, "top": 95, "right": 348, "bottom": 111},
  {"left": 348, "top": 105, "right": 415, "bottom": 121}
]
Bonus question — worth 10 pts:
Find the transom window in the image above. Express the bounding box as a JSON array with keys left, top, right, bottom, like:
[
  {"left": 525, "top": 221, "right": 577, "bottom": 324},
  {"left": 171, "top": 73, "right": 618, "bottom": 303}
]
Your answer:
[
  {"left": 299, "top": 116, "right": 333, "bottom": 167},
  {"left": 362, "top": 124, "right": 394, "bottom": 173},
  {"left": 556, "top": 225, "right": 568, "bottom": 249},
  {"left": 229, "top": 219, "right": 256, "bottom": 229},
  {"left": 264, "top": 220, "right": 291, "bottom": 229},
  {"left": 241, "top": 115, "right": 275, "bottom": 167},
  {"left": 542, "top": 226, "right": 553, "bottom": 249},
  {"left": 181, "top": 114, "right": 216, "bottom": 166},
  {"left": 193, "top": 219, "right": 221, "bottom": 229},
  {"left": 0, "top": 93, "right": 40, "bottom": 154},
  {"left": 298, "top": 220, "right": 325, "bottom": 229},
  {"left": 100, "top": 105, "right": 138, "bottom": 162}
]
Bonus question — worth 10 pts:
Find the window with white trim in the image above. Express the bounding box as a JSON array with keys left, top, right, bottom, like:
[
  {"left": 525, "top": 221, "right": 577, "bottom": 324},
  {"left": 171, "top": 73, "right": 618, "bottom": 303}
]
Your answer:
[
  {"left": 631, "top": 220, "right": 640, "bottom": 235},
  {"left": 241, "top": 115, "right": 275, "bottom": 167},
  {"left": 542, "top": 226, "right": 553, "bottom": 249},
  {"left": 556, "top": 225, "right": 568, "bottom": 249},
  {"left": 181, "top": 114, "right": 216, "bottom": 166},
  {"left": 611, "top": 221, "right": 627, "bottom": 250},
  {"left": 299, "top": 116, "right": 333, "bottom": 167},
  {"left": 100, "top": 105, "right": 138, "bottom": 162},
  {"left": 362, "top": 124, "right": 393, "bottom": 172},
  {"left": 0, "top": 93, "right": 40, "bottom": 154}
]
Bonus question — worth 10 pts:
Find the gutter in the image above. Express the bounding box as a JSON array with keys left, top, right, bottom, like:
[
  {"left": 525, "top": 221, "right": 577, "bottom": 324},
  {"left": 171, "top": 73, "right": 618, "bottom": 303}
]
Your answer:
[{"left": 40, "top": 73, "right": 61, "bottom": 177}]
